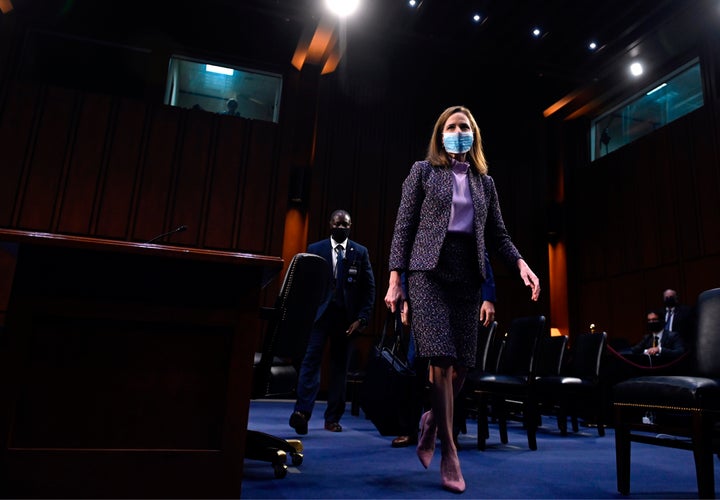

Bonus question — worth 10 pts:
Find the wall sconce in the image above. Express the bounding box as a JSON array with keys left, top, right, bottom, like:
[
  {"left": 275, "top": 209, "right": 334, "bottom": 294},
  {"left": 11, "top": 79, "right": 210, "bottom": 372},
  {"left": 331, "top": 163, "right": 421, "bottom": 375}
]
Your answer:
[
  {"left": 289, "top": 165, "right": 309, "bottom": 205},
  {"left": 0, "top": 0, "right": 15, "bottom": 14}
]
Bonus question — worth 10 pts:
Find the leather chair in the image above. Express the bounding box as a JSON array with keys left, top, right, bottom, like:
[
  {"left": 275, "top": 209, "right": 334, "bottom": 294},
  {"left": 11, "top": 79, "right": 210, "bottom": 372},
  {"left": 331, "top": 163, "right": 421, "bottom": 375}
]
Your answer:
[
  {"left": 470, "top": 315, "right": 548, "bottom": 450},
  {"left": 246, "top": 252, "right": 330, "bottom": 478},
  {"left": 612, "top": 287, "right": 720, "bottom": 499},
  {"left": 535, "top": 331, "right": 607, "bottom": 436}
]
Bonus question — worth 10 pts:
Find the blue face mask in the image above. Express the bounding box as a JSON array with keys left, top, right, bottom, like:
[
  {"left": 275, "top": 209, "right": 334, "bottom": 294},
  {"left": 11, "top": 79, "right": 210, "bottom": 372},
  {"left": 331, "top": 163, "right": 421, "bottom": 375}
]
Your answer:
[{"left": 442, "top": 131, "right": 473, "bottom": 154}]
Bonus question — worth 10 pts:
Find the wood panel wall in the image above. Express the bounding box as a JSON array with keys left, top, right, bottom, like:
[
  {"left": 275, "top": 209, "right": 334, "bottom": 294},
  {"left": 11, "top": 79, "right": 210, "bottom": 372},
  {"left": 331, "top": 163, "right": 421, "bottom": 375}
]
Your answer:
[
  {"left": 0, "top": 81, "right": 287, "bottom": 255},
  {"left": 3, "top": 9, "right": 720, "bottom": 353},
  {"left": 562, "top": 102, "right": 720, "bottom": 345}
]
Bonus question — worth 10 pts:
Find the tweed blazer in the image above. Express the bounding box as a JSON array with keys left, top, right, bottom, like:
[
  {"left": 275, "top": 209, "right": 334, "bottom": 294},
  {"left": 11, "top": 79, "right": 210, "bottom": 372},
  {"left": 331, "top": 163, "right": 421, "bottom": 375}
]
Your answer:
[{"left": 388, "top": 160, "right": 522, "bottom": 280}]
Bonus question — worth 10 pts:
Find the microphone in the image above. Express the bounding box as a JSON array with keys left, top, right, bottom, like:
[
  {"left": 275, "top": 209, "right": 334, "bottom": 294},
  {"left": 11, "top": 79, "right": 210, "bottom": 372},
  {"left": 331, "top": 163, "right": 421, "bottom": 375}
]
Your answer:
[{"left": 146, "top": 224, "right": 188, "bottom": 244}]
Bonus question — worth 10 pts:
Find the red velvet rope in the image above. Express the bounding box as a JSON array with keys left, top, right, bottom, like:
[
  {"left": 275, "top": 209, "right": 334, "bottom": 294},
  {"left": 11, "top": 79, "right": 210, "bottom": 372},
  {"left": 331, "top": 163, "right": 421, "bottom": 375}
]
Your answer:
[{"left": 605, "top": 344, "right": 691, "bottom": 371}]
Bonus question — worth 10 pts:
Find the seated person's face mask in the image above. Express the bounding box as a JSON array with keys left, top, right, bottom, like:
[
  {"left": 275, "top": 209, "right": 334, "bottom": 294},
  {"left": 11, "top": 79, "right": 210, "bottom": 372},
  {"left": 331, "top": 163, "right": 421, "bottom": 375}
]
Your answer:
[{"left": 647, "top": 320, "right": 663, "bottom": 333}]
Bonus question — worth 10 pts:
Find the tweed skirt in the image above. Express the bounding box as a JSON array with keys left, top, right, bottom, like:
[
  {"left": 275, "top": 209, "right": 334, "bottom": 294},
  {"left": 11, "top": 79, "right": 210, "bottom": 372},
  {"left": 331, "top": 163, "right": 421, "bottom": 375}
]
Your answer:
[{"left": 407, "top": 232, "right": 483, "bottom": 368}]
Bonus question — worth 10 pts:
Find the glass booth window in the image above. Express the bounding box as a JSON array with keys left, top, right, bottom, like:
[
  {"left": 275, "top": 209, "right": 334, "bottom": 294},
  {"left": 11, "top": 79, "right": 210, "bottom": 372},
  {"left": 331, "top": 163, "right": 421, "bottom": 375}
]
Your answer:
[
  {"left": 591, "top": 59, "right": 703, "bottom": 161},
  {"left": 164, "top": 56, "right": 282, "bottom": 123}
]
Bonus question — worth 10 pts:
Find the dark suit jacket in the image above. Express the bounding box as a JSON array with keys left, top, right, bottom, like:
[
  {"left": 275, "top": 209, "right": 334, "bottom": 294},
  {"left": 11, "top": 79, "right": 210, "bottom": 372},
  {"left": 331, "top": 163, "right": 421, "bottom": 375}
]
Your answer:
[
  {"left": 665, "top": 304, "right": 696, "bottom": 347},
  {"left": 630, "top": 329, "right": 686, "bottom": 359},
  {"left": 307, "top": 238, "right": 375, "bottom": 324},
  {"left": 388, "top": 160, "right": 523, "bottom": 279}
]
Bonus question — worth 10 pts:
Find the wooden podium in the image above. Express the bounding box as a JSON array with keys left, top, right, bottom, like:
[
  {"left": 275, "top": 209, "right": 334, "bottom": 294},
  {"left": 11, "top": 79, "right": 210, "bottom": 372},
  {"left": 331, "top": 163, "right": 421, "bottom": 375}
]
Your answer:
[{"left": 0, "top": 229, "right": 283, "bottom": 498}]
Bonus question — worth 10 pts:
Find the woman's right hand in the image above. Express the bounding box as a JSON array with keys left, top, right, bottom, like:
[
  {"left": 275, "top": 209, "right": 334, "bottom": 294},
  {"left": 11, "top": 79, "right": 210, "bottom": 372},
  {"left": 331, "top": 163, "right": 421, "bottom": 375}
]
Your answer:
[
  {"left": 400, "top": 300, "right": 410, "bottom": 326},
  {"left": 384, "top": 270, "right": 404, "bottom": 312}
]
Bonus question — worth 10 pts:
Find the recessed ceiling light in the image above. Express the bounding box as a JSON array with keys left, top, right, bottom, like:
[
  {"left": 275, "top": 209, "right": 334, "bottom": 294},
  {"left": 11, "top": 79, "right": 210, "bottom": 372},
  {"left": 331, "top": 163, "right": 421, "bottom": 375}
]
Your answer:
[
  {"left": 588, "top": 41, "right": 598, "bottom": 50},
  {"left": 531, "top": 27, "right": 542, "bottom": 38},
  {"left": 630, "top": 61, "right": 644, "bottom": 76}
]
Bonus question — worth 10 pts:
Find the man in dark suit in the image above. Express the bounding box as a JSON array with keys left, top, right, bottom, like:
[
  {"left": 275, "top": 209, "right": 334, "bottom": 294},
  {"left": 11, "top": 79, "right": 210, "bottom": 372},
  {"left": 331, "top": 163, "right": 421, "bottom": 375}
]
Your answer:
[
  {"left": 662, "top": 288, "right": 696, "bottom": 350},
  {"left": 631, "top": 309, "right": 686, "bottom": 360},
  {"left": 289, "top": 209, "right": 375, "bottom": 434}
]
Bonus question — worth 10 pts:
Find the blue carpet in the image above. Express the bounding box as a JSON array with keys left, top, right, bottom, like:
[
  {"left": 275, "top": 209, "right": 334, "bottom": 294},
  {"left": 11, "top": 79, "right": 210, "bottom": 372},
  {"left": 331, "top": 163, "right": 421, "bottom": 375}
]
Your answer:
[{"left": 242, "top": 400, "right": 717, "bottom": 499}]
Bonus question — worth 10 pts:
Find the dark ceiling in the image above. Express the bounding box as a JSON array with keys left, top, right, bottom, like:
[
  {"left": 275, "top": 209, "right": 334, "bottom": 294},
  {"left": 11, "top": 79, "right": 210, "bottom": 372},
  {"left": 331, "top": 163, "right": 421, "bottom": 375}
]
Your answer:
[{"left": 7, "top": 0, "right": 715, "bottom": 112}]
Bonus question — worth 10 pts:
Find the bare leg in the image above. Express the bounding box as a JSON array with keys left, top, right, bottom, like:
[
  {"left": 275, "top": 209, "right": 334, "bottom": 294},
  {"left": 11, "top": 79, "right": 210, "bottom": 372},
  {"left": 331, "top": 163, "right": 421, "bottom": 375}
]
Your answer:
[
  {"left": 417, "top": 368, "right": 437, "bottom": 468},
  {"left": 432, "top": 364, "right": 465, "bottom": 493}
]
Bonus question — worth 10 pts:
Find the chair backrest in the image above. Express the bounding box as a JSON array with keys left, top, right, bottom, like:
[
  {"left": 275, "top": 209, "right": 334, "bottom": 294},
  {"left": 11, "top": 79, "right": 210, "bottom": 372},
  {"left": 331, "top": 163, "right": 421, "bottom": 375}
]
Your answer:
[
  {"left": 270, "top": 252, "right": 330, "bottom": 359},
  {"left": 495, "top": 315, "right": 546, "bottom": 376},
  {"left": 535, "top": 335, "right": 568, "bottom": 377},
  {"left": 253, "top": 252, "right": 330, "bottom": 397},
  {"left": 567, "top": 331, "right": 607, "bottom": 378},
  {"left": 476, "top": 320, "right": 498, "bottom": 372},
  {"left": 694, "top": 287, "right": 720, "bottom": 377}
]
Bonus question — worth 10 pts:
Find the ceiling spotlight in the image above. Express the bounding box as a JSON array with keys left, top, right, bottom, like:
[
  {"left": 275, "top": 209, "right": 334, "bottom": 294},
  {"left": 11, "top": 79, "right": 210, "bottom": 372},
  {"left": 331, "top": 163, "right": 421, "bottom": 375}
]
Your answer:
[
  {"left": 531, "top": 27, "right": 542, "bottom": 38},
  {"left": 408, "top": 0, "right": 417, "bottom": 7},
  {"left": 630, "top": 61, "right": 644, "bottom": 77},
  {"left": 588, "top": 41, "right": 598, "bottom": 51},
  {"left": 472, "top": 13, "right": 483, "bottom": 23},
  {"left": 325, "top": 0, "right": 360, "bottom": 17}
]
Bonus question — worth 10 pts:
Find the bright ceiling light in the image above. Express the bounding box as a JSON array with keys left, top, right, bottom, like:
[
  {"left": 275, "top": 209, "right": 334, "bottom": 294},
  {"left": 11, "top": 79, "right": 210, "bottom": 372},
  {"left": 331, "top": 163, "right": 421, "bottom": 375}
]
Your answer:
[
  {"left": 206, "top": 64, "right": 234, "bottom": 76},
  {"left": 630, "top": 61, "right": 644, "bottom": 77},
  {"left": 325, "top": 0, "right": 361, "bottom": 17},
  {"left": 646, "top": 82, "right": 667, "bottom": 95}
]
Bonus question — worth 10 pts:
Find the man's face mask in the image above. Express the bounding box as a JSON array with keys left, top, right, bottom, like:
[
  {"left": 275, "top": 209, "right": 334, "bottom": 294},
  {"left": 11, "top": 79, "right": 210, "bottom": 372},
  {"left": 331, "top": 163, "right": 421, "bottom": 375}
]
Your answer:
[
  {"left": 442, "top": 131, "right": 473, "bottom": 154},
  {"left": 664, "top": 296, "right": 677, "bottom": 307},
  {"left": 647, "top": 320, "right": 664, "bottom": 333},
  {"left": 331, "top": 227, "right": 350, "bottom": 242}
]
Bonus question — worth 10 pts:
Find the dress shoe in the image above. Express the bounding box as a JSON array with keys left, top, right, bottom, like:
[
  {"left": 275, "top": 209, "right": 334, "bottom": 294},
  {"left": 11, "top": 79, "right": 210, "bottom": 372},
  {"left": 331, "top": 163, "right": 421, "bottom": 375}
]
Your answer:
[
  {"left": 417, "top": 410, "right": 437, "bottom": 469},
  {"left": 391, "top": 434, "right": 418, "bottom": 448},
  {"left": 289, "top": 411, "right": 309, "bottom": 435},
  {"left": 440, "top": 454, "right": 466, "bottom": 494},
  {"left": 324, "top": 421, "right": 343, "bottom": 432}
]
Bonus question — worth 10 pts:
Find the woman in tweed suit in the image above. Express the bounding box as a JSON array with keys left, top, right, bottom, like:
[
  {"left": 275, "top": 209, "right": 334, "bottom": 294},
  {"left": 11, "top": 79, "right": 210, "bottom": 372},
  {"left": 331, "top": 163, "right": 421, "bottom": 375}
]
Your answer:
[{"left": 384, "top": 105, "right": 540, "bottom": 493}]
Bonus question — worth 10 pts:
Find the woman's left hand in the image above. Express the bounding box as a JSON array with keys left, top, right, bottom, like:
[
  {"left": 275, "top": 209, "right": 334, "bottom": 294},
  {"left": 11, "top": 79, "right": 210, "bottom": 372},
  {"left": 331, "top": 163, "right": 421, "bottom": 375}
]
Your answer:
[{"left": 517, "top": 259, "right": 540, "bottom": 301}]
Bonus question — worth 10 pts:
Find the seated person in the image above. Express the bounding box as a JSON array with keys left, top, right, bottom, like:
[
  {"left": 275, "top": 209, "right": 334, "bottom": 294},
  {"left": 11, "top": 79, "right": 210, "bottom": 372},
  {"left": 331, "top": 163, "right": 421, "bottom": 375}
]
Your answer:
[
  {"left": 630, "top": 309, "right": 686, "bottom": 360},
  {"left": 222, "top": 98, "right": 241, "bottom": 116}
]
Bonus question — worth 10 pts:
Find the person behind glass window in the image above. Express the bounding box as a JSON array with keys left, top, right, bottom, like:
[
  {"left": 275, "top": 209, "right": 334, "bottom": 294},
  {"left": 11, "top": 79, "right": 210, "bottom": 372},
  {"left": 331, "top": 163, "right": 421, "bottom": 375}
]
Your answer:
[{"left": 222, "top": 97, "right": 241, "bottom": 116}]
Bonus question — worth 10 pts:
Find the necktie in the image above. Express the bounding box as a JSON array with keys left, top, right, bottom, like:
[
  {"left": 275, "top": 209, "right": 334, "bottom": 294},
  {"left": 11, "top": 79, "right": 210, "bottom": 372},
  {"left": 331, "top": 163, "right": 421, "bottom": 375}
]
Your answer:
[
  {"left": 334, "top": 245, "right": 344, "bottom": 302},
  {"left": 652, "top": 335, "right": 659, "bottom": 348},
  {"left": 666, "top": 309, "right": 674, "bottom": 331}
]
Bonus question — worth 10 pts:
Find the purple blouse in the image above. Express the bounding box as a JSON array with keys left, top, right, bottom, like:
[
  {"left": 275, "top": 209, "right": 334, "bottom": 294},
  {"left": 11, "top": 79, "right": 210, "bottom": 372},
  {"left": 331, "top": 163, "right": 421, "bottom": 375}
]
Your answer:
[{"left": 448, "top": 159, "right": 473, "bottom": 233}]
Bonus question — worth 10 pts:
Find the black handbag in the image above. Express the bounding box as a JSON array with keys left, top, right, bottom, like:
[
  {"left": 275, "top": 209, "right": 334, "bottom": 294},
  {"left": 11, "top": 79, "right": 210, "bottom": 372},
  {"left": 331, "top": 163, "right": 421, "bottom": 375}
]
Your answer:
[{"left": 359, "top": 309, "right": 416, "bottom": 436}]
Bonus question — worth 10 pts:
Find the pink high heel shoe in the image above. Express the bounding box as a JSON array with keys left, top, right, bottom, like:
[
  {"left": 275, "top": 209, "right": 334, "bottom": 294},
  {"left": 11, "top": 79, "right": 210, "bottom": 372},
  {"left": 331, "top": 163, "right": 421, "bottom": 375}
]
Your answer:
[
  {"left": 440, "top": 453, "right": 466, "bottom": 494},
  {"left": 416, "top": 411, "right": 437, "bottom": 469}
]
